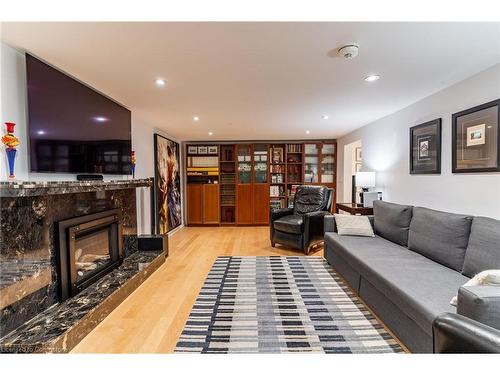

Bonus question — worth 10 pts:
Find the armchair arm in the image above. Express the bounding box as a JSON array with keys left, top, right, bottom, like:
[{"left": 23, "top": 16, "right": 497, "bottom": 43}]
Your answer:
[
  {"left": 433, "top": 313, "right": 500, "bottom": 353},
  {"left": 270, "top": 207, "right": 293, "bottom": 223},
  {"left": 457, "top": 285, "right": 500, "bottom": 330},
  {"left": 324, "top": 215, "right": 336, "bottom": 233},
  {"left": 303, "top": 211, "right": 331, "bottom": 244}
]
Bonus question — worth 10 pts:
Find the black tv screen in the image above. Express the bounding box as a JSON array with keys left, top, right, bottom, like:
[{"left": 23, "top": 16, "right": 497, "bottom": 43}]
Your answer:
[{"left": 26, "top": 54, "right": 132, "bottom": 175}]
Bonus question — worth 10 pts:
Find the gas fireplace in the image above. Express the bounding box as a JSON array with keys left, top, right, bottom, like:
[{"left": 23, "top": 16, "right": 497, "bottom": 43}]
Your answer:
[{"left": 56, "top": 209, "right": 123, "bottom": 301}]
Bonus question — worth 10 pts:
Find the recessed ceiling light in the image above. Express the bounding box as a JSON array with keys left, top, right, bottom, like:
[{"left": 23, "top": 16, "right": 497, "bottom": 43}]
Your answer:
[
  {"left": 306, "top": 130, "right": 311, "bottom": 134},
  {"left": 37, "top": 130, "right": 46, "bottom": 135},
  {"left": 94, "top": 116, "right": 108, "bottom": 123},
  {"left": 321, "top": 115, "right": 329, "bottom": 120},
  {"left": 208, "top": 131, "right": 213, "bottom": 136},
  {"left": 155, "top": 78, "right": 166, "bottom": 86},
  {"left": 364, "top": 74, "right": 380, "bottom": 82},
  {"left": 193, "top": 116, "right": 200, "bottom": 122}
]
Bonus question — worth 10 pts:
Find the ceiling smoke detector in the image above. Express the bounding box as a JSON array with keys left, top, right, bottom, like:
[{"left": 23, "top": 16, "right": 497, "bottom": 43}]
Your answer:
[{"left": 337, "top": 44, "right": 359, "bottom": 59}]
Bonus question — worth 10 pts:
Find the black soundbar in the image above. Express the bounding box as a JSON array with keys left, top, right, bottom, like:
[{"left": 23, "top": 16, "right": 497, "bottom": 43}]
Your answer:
[{"left": 76, "top": 174, "right": 104, "bottom": 181}]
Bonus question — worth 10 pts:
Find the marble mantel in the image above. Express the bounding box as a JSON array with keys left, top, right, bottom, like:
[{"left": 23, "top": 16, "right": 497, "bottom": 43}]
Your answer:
[{"left": 0, "top": 178, "right": 152, "bottom": 197}]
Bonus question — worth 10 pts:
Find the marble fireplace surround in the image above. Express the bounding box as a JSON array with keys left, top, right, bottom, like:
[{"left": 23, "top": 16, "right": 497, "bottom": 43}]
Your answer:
[{"left": 0, "top": 179, "right": 166, "bottom": 353}]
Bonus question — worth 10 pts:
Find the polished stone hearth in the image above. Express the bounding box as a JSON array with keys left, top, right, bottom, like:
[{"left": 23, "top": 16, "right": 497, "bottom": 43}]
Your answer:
[{"left": 0, "top": 250, "right": 165, "bottom": 353}]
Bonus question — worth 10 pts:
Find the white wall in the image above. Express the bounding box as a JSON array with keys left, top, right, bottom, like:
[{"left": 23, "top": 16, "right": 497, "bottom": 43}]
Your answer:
[
  {"left": 1, "top": 43, "right": 183, "bottom": 233},
  {"left": 337, "top": 63, "right": 500, "bottom": 219},
  {"left": 343, "top": 139, "right": 362, "bottom": 203}
]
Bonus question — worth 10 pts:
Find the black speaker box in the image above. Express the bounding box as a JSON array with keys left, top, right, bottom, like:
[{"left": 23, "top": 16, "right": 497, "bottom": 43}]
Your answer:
[
  {"left": 76, "top": 174, "right": 104, "bottom": 181},
  {"left": 138, "top": 234, "right": 168, "bottom": 255}
]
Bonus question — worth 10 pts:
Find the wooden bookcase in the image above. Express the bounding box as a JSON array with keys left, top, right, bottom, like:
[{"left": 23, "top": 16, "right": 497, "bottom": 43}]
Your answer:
[{"left": 186, "top": 140, "right": 336, "bottom": 226}]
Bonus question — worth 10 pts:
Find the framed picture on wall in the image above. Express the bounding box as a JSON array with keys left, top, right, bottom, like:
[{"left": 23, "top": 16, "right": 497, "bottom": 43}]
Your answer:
[
  {"left": 187, "top": 145, "right": 198, "bottom": 154},
  {"left": 198, "top": 146, "right": 208, "bottom": 154},
  {"left": 409, "top": 118, "right": 442, "bottom": 174},
  {"left": 154, "top": 134, "right": 182, "bottom": 234},
  {"left": 452, "top": 99, "right": 500, "bottom": 173},
  {"left": 355, "top": 147, "right": 362, "bottom": 162},
  {"left": 355, "top": 163, "right": 362, "bottom": 172},
  {"left": 208, "top": 145, "right": 218, "bottom": 154}
]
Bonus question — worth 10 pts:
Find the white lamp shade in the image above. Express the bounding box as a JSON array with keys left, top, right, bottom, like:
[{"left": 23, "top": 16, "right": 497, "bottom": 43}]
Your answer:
[{"left": 355, "top": 171, "right": 376, "bottom": 187}]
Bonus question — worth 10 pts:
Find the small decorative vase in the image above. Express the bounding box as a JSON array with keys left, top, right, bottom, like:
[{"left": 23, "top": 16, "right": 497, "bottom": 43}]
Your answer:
[
  {"left": 6, "top": 147, "right": 17, "bottom": 178},
  {"left": 2, "top": 122, "right": 20, "bottom": 180},
  {"left": 131, "top": 150, "right": 136, "bottom": 179}
]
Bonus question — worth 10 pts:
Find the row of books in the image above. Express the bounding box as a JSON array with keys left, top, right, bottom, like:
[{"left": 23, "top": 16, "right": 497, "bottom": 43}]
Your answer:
[
  {"left": 287, "top": 144, "right": 302, "bottom": 153},
  {"left": 187, "top": 167, "right": 219, "bottom": 176},
  {"left": 270, "top": 185, "right": 285, "bottom": 197},
  {"left": 270, "top": 164, "right": 284, "bottom": 173}
]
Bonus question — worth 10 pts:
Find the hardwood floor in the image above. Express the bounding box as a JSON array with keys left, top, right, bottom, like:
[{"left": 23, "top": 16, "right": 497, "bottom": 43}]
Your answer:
[{"left": 71, "top": 226, "right": 322, "bottom": 353}]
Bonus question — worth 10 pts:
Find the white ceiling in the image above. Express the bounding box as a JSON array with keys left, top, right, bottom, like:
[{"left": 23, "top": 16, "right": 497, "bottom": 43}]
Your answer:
[{"left": 2, "top": 22, "right": 500, "bottom": 141}]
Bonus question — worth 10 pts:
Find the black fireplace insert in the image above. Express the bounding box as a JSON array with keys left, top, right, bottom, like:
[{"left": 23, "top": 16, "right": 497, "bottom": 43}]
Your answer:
[{"left": 56, "top": 209, "right": 123, "bottom": 301}]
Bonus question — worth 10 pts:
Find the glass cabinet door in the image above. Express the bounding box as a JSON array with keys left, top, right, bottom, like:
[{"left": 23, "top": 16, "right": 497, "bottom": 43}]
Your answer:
[
  {"left": 237, "top": 145, "right": 252, "bottom": 183},
  {"left": 320, "top": 143, "right": 335, "bottom": 183},
  {"left": 253, "top": 144, "right": 268, "bottom": 183},
  {"left": 304, "top": 143, "right": 319, "bottom": 183}
]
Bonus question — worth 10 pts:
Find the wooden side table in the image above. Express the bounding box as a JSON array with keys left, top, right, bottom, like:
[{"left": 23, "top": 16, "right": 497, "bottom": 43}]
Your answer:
[{"left": 335, "top": 202, "right": 374, "bottom": 216}]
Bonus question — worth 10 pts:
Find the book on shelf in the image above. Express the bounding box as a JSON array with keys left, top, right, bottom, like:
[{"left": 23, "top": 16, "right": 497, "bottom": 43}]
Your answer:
[{"left": 287, "top": 144, "right": 302, "bottom": 153}]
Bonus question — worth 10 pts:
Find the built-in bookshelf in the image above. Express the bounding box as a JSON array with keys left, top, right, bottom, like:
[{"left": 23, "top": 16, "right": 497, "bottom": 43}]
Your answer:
[
  {"left": 285, "top": 144, "right": 303, "bottom": 207},
  {"left": 269, "top": 144, "right": 286, "bottom": 209},
  {"left": 219, "top": 145, "right": 236, "bottom": 224},
  {"left": 186, "top": 141, "right": 336, "bottom": 226}
]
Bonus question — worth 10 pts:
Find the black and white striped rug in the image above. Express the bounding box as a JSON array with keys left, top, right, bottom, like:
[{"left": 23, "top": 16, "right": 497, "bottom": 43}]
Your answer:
[{"left": 175, "top": 256, "right": 403, "bottom": 353}]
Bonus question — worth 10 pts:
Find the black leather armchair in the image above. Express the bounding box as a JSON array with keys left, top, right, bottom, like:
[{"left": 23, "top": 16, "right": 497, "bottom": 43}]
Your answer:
[
  {"left": 270, "top": 185, "right": 333, "bottom": 254},
  {"left": 433, "top": 313, "right": 500, "bottom": 353}
]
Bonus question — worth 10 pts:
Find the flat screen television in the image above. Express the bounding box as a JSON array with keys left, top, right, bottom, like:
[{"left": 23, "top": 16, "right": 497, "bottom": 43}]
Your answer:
[{"left": 26, "top": 54, "right": 132, "bottom": 175}]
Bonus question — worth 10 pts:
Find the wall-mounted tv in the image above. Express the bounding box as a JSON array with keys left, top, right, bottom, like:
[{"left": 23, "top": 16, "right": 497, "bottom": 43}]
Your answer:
[{"left": 26, "top": 54, "right": 132, "bottom": 175}]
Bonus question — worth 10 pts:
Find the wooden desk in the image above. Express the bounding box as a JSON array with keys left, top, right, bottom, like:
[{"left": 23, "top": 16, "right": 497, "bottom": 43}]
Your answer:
[{"left": 335, "top": 202, "right": 374, "bottom": 215}]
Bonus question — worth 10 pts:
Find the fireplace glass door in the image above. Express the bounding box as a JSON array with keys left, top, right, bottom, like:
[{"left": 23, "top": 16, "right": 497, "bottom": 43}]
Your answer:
[
  {"left": 58, "top": 209, "right": 123, "bottom": 301},
  {"left": 73, "top": 227, "right": 112, "bottom": 282}
]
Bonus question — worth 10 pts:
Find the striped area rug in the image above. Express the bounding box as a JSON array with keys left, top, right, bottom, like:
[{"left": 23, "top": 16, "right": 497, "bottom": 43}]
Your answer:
[{"left": 175, "top": 256, "right": 403, "bottom": 353}]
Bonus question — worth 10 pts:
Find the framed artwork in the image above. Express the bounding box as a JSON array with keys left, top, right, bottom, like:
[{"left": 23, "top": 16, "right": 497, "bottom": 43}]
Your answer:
[
  {"left": 452, "top": 99, "right": 500, "bottom": 173},
  {"left": 198, "top": 146, "right": 208, "bottom": 154},
  {"left": 187, "top": 145, "right": 197, "bottom": 154},
  {"left": 154, "top": 134, "right": 182, "bottom": 234},
  {"left": 355, "top": 147, "right": 362, "bottom": 162},
  {"left": 208, "top": 145, "right": 218, "bottom": 154},
  {"left": 409, "top": 118, "right": 442, "bottom": 174},
  {"left": 355, "top": 163, "right": 362, "bottom": 172}
]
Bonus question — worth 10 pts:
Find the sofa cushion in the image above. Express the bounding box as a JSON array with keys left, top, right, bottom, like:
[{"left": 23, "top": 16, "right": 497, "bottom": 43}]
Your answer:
[
  {"left": 373, "top": 200, "right": 413, "bottom": 246},
  {"left": 325, "top": 232, "right": 469, "bottom": 335},
  {"left": 273, "top": 214, "right": 303, "bottom": 234},
  {"left": 462, "top": 217, "right": 500, "bottom": 278},
  {"left": 408, "top": 207, "right": 472, "bottom": 272},
  {"left": 334, "top": 214, "right": 375, "bottom": 237}
]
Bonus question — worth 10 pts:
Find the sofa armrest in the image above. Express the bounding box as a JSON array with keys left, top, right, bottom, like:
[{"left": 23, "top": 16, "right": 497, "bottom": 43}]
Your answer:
[
  {"left": 270, "top": 207, "right": 293, "bottom": 223},
  {"left": 457, "top": 285, "right": 500, "bottom": 330},
  {"left": 324, "top": 215, "right": 337, "bottom": 233},
  {"left": 433, "top": 313, "right": 500, "bottom": 353}
]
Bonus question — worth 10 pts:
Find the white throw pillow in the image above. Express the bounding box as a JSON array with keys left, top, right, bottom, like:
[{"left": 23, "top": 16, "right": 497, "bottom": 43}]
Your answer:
[
  {"left": 450, "top": 269, "right": 500, "bottom": 306},
  {"left": 334, "top": 214, "right": 375, "bottom": 237}
]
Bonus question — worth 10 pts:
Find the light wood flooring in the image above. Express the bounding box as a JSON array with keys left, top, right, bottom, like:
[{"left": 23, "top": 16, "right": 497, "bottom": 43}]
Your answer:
[{"left": 72, "top": 226, "right": 322, "bottom": 353}]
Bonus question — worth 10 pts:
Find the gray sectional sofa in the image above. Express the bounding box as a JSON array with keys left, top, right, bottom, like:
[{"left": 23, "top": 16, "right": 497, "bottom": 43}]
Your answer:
[{"left": 323, "top": 201, "right": 500, "bottom": 353}]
